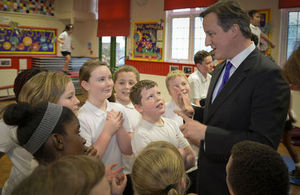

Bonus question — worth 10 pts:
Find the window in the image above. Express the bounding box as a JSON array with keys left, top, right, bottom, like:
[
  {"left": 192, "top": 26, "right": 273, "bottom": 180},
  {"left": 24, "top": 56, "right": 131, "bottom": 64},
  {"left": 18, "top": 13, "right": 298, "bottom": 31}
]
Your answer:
[
  {"left": 100, "top": 36, "right": 126, "bottom": 69},
  {"left": 279, "top": 8, "right": 300, "bottom": 65},
  {"left": 165, "top": 8, "right": 211, "bottom": 63}
]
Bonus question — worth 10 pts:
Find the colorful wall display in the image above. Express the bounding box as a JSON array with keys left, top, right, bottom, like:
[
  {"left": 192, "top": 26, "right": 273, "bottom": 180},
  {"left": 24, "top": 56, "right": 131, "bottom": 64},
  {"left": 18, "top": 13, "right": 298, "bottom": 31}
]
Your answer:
[
  {"left": 257, "top": 9, "right": 272, "bottom": 55},
  {"left": 133, "top": 21, "right": 164, "bottom": 62},
  {"left": 0, "top": 25, "right": 57, "bottom": 56},
  {"left": 0, "top": 0, "right": 55, "bottom": 16}
]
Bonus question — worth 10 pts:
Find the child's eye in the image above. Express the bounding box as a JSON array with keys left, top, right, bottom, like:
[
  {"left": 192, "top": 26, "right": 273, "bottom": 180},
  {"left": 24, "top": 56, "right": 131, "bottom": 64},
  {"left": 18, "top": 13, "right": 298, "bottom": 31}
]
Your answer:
[
  {"left": 119, "top": 81, "right": 125, "bottom": 85},
  {"left": 129, "top": 81, "right": 136, "bottom": 86}
]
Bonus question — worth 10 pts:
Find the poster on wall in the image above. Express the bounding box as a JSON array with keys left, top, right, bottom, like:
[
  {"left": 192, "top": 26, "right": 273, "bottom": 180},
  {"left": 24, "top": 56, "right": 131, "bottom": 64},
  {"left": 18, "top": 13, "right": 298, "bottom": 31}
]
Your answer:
[
  {"left": 0, "top": 25, "right": 57, "bottom": 56},
  {"left": 132, "top": 20, "right": 164, "bottom": 61}
]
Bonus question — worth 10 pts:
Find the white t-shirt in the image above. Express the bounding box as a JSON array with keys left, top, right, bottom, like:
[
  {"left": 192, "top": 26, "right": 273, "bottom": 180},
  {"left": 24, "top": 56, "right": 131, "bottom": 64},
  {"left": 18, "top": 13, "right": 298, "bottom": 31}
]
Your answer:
[
  {"left": 116, "top": 101, "right": 141, "bottom": 174},
  {"left": 58, "top": 31, "right": 72, "bottom": 52},
  {"left": 188, "top": 70, "right": 211, "bottom": 103},
  {"left": 131, "top": 117, "right": 190, "bottom": 155},
  {"left": 78, "top": 100, "right": 132, "bottom": 167},
  {"left": 250, "top": 24, "right": 261, "bottom": 47},
  {"left": 0, "top": 120, "right": 38, "bottom": 195},
  {"left": 163, "top": 101, "right": 199, "bottom": 172}
]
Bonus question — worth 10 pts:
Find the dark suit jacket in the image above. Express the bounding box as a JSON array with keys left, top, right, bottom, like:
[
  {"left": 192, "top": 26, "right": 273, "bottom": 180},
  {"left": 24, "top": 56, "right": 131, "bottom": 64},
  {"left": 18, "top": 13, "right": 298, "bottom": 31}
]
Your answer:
[{"left": 197, "top": 48, "right": 290, "bottom": 195}]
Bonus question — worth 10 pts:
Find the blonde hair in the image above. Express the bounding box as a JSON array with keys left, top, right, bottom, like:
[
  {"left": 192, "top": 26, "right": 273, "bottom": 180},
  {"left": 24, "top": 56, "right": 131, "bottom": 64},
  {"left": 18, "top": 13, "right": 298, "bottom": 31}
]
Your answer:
[
  {"left": 282, "top": 46, "right": 300, "bottom": 86},
  {"left": 79, "top": 60, "right": 109, "bottom": 92},
  {"left": 132, "top": 141, "right": 186, "bottom": 195},
  {"left": 18, "top": 72, "right": 71, "bottom": 105},
  {"left": 12, "top": 155, "right": 105, "bottom": 195},
  {"left": 113, "top": 65, "right": 140, "bottom": 83},
  {"left": 165, "top": 70, "right": 188, "bottom": 92}
]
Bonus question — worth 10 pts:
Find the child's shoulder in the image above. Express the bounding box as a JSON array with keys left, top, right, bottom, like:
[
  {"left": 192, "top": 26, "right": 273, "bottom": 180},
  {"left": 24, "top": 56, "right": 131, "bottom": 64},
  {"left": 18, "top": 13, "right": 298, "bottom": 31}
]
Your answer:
[{"left": 107, "top": 101, "right": 125, "bottom": 112}]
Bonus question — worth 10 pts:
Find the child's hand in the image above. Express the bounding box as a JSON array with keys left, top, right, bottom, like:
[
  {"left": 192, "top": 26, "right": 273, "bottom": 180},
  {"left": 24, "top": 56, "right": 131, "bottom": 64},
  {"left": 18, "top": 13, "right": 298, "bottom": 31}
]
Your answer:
[
  {"left": 173, "top": 87, "right": 194, "bottom": 118},
  {"left": 111, "top": 173, "right": 127, "bottom": 195},
  {"left": 104, "top": 110, "right": 124, "bottom": 136},
  {"left": 105, "top": 162, "right": 125, "bottom": 184}
]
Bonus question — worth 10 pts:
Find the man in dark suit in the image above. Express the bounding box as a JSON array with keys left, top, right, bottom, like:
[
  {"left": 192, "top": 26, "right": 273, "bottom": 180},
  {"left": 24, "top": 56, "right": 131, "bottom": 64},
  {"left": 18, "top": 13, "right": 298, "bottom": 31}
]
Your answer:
[{"left": 176, "top": 1, "right": 290, "bottom": 194}]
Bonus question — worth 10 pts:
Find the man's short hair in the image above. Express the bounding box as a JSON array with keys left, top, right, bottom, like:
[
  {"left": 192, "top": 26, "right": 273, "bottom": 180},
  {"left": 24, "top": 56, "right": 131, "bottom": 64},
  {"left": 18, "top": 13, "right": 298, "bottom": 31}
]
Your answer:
[
  {"left": 228, "top": 140, "right": 289, "bottom": 195},
  {"left": 130, "top": 80, "right": 157, "bottom": 105},
  {"left": 200, "top": 0, "right": 252, "bottom": 39},
  {"left": 194, "top": 50, "right": 211, "bottom": 64}
]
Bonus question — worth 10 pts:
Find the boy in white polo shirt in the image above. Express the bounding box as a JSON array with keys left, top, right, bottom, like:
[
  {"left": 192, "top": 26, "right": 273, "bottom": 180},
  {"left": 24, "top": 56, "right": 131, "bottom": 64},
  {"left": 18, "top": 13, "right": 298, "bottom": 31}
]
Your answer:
[{"left": 130, "top": 80, "right": 195, "bottom": 170}]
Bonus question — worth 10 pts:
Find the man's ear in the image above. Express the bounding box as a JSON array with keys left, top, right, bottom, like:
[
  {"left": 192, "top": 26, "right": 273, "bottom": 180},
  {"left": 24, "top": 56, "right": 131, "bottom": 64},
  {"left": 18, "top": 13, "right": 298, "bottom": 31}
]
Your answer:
[
  {"left": 50, "top": 134, "right": 64, "bottom": 151},
  {"left": 230, "top": 24, "right": 240, "bottom": 37},
  {"left": 134, "top": 104, "right": 143, "bottom": 114},
  {"left": 81, "top": 80, "right": 90, "bottom": 91}
]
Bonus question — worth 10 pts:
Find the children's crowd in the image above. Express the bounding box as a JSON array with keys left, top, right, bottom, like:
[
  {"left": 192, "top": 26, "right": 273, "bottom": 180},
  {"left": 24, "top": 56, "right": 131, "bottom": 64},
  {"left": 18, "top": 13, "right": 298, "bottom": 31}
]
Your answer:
[{"left": 1, "top": 1, "right": 299, "bottom": 195}]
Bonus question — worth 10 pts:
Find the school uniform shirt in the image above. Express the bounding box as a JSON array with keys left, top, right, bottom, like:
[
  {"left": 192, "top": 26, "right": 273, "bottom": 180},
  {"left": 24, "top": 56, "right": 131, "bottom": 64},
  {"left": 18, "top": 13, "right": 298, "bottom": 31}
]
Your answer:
[
  {"left": 250, "top": 24, "right": 261, "bottom": 47},
  {"left": 78, "top": 100, "right": 132, "bottom": 167},
  {"left": 131, "top": 117, "right": 190, "bottom": 155},
  {"left": 188, "top": 70, "right": 211, "bottom": 102},
  {"left": 163, "top": 101, "right": 199, "bottom": 172},
  {"left": 0, "top": 120, "right": 38, "bottom": 195},
  {"left": 58, "top": 31, "right": 72, "bottom": 52},
  {"left": 116, "top": 100, "right": 141, "bottom": 174}
]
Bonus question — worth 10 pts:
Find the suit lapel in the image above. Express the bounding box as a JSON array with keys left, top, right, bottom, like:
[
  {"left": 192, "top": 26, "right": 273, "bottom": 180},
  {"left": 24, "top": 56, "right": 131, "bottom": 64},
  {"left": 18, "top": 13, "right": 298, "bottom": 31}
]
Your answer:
[{"left": 204, "top": 50, "right": 257, "bottom": 122}]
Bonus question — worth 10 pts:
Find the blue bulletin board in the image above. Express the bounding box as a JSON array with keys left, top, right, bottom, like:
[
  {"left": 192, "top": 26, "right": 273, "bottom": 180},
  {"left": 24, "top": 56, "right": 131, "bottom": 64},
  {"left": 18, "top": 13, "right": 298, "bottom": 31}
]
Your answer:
[
  {"left": 0, "top": 25, "right": 57, "bottom": 56},
  {"left": 133, "top": 21, "right": 164, "bottom": 62}
]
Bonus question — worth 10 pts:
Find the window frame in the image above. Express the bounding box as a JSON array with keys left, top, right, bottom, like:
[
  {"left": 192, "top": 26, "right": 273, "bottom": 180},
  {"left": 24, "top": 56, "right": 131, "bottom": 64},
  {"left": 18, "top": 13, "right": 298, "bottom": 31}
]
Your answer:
[
  {"left": 279, "top": 8, "right": 300, "bottom": 66},
  {"left": 165, "top": 8, "right": 206, "bottom": 63}
]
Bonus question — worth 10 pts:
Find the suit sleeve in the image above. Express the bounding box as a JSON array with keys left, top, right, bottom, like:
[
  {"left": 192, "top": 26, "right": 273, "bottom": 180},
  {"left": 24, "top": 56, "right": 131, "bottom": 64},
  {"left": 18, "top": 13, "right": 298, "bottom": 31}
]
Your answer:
[{"left": 204, "top": 66, "right": 290, "bottom": 161}]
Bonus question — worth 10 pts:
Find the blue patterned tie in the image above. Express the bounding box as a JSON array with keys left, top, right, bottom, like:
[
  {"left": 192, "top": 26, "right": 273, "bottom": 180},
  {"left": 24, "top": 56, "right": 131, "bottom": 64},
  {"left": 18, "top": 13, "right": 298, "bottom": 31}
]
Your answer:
[{"left": 217, "top": 61, "right": 233, "bottom": 95}]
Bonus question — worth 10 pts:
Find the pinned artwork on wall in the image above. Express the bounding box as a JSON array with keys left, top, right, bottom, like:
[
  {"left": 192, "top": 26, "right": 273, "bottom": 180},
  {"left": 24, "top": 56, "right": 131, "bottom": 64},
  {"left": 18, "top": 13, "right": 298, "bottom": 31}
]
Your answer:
[
  {"left": 169, "top": 65, "right": 179, "bottom": 72},
  {"left": 132, "top": 20, "right": 164, "bottom": 62},
  {"left": 183, "top": 66, "right": 193, "bottom": 75},
  {"left": 0, "top": 0, "right": 55, "bottom": 16},
  {"left": 0, "top": 24, "right": 57, "bottom": 56}
]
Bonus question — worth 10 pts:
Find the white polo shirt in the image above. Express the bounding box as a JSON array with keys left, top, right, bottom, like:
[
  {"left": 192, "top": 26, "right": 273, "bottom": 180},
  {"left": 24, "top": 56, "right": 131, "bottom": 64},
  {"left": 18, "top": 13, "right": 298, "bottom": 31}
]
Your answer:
[
  {"left": 78, "top": 100, "right": 132, "bottom": 167},
  {"left": 131, "top": 117, "right": 190, "bottom": 155}
]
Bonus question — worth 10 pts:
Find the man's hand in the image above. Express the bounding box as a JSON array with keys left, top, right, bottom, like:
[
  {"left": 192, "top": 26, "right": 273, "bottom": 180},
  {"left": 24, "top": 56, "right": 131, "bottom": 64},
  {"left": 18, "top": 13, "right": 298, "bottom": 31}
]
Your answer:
[{"left": 175, "top": 110, "right": 207, "bottom": 141}]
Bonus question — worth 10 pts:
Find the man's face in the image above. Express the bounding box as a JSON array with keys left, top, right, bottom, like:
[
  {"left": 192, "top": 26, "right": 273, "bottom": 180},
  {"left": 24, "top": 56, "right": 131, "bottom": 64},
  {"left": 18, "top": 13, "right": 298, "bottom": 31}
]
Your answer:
[
  {"left": 197, "top": 55, "right": 213, "bottom": 74},
  {"left": 203, "top": 12, "right": 234, "bottom": 60}
]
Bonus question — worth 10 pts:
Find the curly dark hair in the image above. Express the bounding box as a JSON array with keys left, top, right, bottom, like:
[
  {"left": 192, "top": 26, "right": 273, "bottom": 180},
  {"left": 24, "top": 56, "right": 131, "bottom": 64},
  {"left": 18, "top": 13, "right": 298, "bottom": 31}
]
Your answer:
[{"left": 228, "top": 140, "right": 289, "bottom": 195}]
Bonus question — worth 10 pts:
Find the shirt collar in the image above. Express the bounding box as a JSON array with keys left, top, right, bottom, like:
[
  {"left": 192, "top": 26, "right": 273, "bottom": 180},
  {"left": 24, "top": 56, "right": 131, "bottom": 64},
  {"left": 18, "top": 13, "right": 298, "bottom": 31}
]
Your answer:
[
  {"left": 227, "top": 42, "right": 256, "bottom": 69},
  {"left": 116, "top": 100, "right": 135, "bottom": 109},
  {"left": 85, "top": 100, "right": 110, "bottom": 116},
  {"left": 196, "top": 70, "right": 208, "bottom": 82}
]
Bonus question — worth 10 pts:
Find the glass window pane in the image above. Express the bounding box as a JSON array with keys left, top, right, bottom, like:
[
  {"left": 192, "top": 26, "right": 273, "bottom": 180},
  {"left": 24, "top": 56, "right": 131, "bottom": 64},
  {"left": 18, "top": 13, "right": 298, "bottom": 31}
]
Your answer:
[
  {"left": 288, "top": 25, "right": 297, "bottom": 39},
  {"left": 194, "top": 17, "right": 211, "bottom": 55},
  {"left": 287, "top": 39, "right": 296, "bottom": 59},
  {"left": 116, "top": 36, "right": 125, "bottom": 66},
  {"left": 171, "top": 17, "right": 190, "bottom": 59},
  {"left": 289, "top": 12, "right": 298, "bottom": 25},
  {"left": 102, "top": 36, "right": 110, "bottom": 65}
]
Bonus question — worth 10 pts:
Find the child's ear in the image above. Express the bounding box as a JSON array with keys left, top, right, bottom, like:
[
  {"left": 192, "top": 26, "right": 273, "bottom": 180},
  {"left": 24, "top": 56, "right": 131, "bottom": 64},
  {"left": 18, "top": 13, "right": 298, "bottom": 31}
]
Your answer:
[
  {"left": 134, "top": 104, "right": 143, "bottom": 114},
  {"left": 81, "top": 80, "right": 90, "bottom": 91},
  {"left": 51, "top": 134, "right": 64, "bottom": 151}
]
